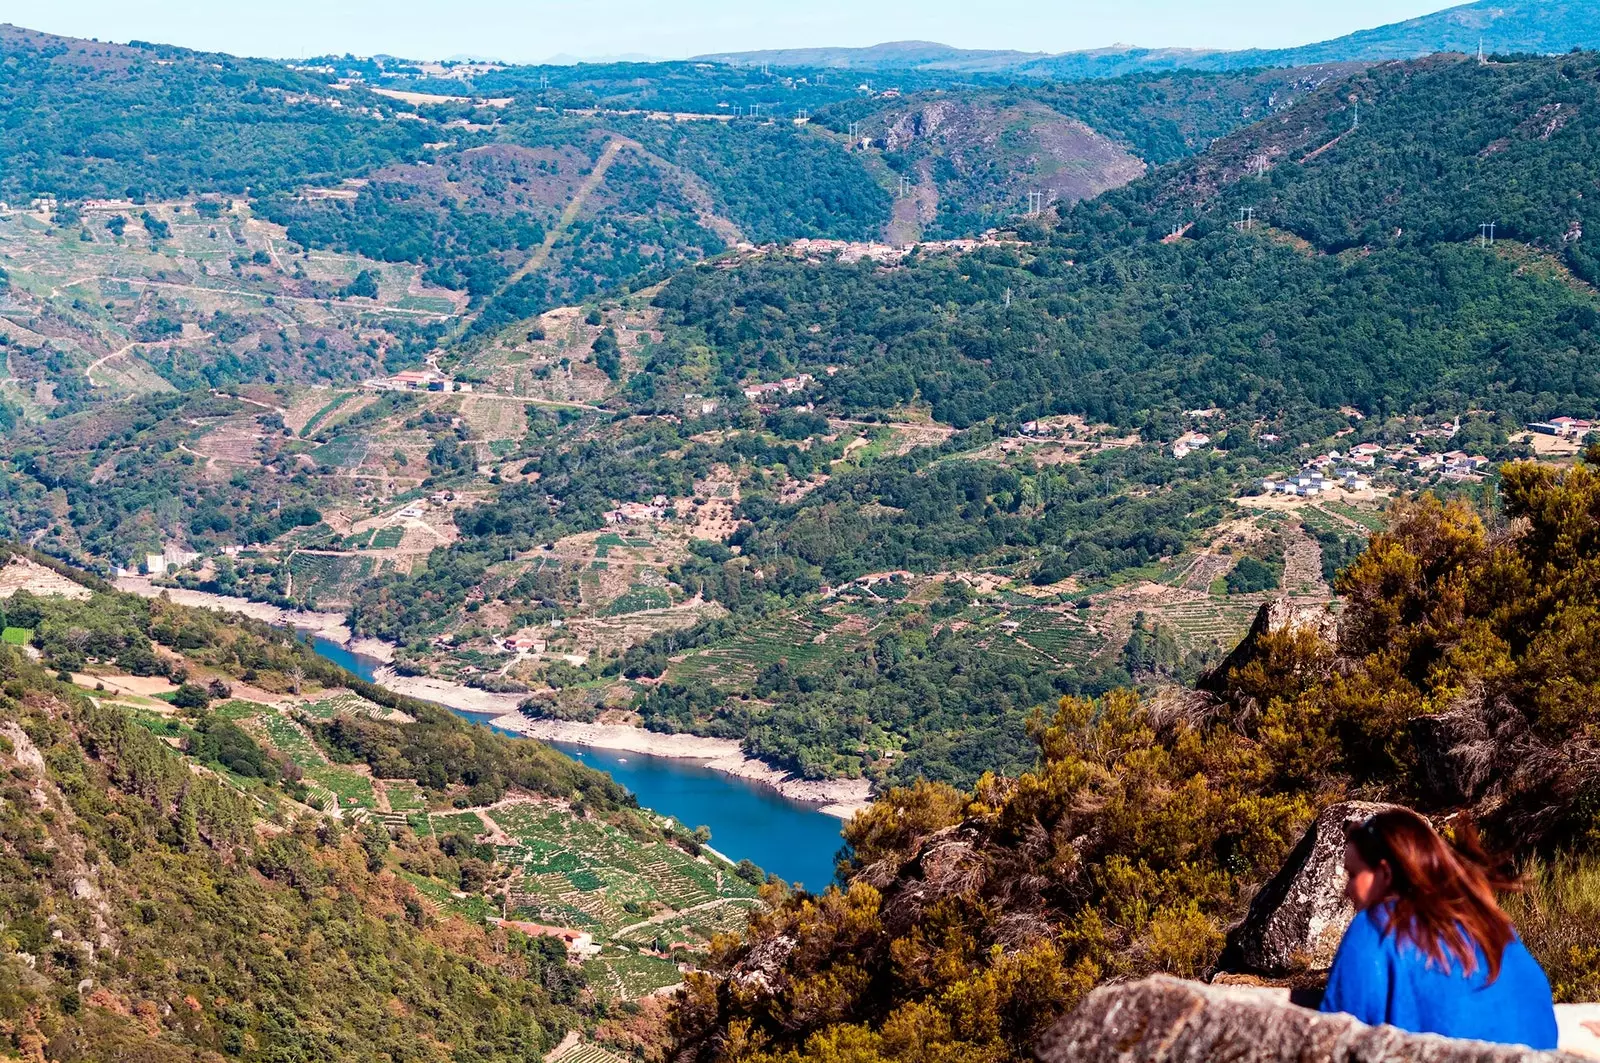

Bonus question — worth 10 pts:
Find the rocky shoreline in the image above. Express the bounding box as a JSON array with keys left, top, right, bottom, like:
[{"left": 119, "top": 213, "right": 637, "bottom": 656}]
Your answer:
[{"left": 112, "top": 579, "right": 872, "bottom": 819}]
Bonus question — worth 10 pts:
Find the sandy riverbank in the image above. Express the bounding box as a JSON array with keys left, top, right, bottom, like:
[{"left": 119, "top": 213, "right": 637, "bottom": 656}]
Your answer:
[
  {"left": 113, "top": 579, "right": 872, "bottom": 818},
  {"left": 501, "top": 717, "right": 873, "bottom": 819},
  {"left": 372, "top": 666, "right": 527, "bottom": 715},
  {"left": 114, "top": 577, "right": 355, "bottom": 642}
]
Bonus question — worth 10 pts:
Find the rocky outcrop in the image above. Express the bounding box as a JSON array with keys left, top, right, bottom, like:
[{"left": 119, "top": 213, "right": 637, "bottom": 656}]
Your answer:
[
  {"left": 1219, "top": 801, "right": 1402, "bottom": 976},
  {"left": 1200, "top": 596, "right": 1339, "bottom": 695},
  {"left": 1035, "top": 976, "right": 1581, "bottom": 1063},
  {"left": 727, "top": 934, "right": 796, "bottom": 995}
]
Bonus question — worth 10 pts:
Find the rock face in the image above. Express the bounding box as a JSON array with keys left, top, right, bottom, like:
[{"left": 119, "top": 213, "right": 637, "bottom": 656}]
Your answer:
[
  {"left": 1219, "top": 801, "right": 1403, "bottom": 976},
  {"left": 1199, "top": 596, "right": 1339, "bottom": 694},
  {"left": 1034, "top": 976, "right": 1581, "bottom": 1063}
]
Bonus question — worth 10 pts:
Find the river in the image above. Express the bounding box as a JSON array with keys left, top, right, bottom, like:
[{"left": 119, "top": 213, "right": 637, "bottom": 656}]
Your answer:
[{"left": 307, "top": 636, "right": 846, "bottom": 890}]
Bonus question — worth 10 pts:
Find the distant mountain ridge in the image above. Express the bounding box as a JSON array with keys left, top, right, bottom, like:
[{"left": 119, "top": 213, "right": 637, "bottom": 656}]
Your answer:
[
  {"left": 693, "top": 40, "right": 1051, "bottom": 74},
  {"left": 698, "top": 0, "right": 1600, "bottom": 78}
]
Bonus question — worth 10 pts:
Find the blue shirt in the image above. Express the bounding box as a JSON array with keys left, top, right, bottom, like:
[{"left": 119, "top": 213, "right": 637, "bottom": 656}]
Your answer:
[{"left": 1320, "top": 905, "right": 1558, "bottom": 1049}]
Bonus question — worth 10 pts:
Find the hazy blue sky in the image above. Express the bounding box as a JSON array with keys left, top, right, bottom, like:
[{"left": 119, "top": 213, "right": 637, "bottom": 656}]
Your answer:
[{"left": 0, "top": 1, "right": 1463, "bottom": 63}]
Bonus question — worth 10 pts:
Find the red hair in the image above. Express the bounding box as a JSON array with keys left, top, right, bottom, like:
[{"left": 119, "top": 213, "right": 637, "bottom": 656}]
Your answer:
[{"left": 1347, "top": 809, "right": 1519, "bottom": 982}]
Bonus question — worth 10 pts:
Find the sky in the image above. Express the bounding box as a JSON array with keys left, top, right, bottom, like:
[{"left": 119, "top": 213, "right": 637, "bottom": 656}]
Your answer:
[{"left": 0, "top": 1, "right": 1465, "bottom": 63}]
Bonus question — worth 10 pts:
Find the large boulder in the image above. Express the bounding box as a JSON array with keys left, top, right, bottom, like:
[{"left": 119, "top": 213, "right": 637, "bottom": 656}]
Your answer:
[
  {"left": 1199, "top": 596, "right": 1339, "bottom": 696},
  {"left": 1218, "top": 801, "right": 1403, "bottom": 976},
  {"left": 1034, "top": 975, "right": 1581, "bottom": 1063}
]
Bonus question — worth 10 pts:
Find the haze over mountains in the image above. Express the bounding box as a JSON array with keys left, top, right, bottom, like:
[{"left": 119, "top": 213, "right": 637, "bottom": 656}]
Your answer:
[{"left": 698, "top": 0, "right": 1600, "bottom": 76}]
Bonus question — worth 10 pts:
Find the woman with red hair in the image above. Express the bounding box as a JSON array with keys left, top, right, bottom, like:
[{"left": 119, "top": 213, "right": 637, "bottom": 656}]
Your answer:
[{"left": 1320, "top": 808, "right": 1557, "bottom": 1048}]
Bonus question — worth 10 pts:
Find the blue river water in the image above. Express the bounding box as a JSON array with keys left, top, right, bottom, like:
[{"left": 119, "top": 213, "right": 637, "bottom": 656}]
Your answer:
[{"left": 307, "top": 635, "right": 845, "bottom": 890}]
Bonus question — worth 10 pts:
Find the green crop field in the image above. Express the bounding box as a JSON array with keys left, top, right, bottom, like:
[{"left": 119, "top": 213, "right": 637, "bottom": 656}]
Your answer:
[
  {"left": 370, "top": 526, "right": 405, "bottom": 549},
  {"left": 299, "top": 391, "right": 357, "bottom": 438},
  {"left": 1322, "top": 500, "right": 1386, "bottom": 533},
  {"left": 602, "top": 585, "right": 671, "bottom": 616},
  {"left": 309, "top": 435, "right": 368, "bottom": 468},
  {"left": 211, "top": 699, "right": 268, "bottom": 721},
  {"left": 2, "top": 627, "right": 31, "bottom": 645},
  {"left": 383, "top": 779, "right": 428, "bottom": 812}
]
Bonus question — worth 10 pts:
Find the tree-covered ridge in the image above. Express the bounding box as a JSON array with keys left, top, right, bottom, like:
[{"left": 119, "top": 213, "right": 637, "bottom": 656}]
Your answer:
[
  {"left": 817, "top": 64, "right": 1363, "bottom": 181},
  {"left": 651, "top": 231, "right": 1600, "bottom": 429},
  {"left": 0, "top": 26, "right": 436, "bottom": 200},
  {"left": 1068, "top": 52, "right": 1600, "bottom": 272},
  {"left": 619, "top": 120, "right": 892, "bottom": 245},
  {"left": 0, "top": 548, "right": 636, "bottom": 812},
  {"left": 669, "top": 454, "right": 1600, "bottom": 1063}
]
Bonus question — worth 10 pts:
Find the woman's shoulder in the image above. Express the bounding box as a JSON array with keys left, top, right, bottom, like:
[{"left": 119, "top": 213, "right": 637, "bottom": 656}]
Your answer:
[{"left": 1347, "top": 905, "right": 1396, "bottom": 947}]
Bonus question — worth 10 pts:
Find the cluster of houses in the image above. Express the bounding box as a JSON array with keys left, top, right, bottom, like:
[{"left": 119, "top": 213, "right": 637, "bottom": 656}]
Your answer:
[
  {"left": 114, "top": 544, "right": 202, "bottom": 577},
  {"left": 604, "top": 496, "right": 672, "bottom": 525},
  {"left": 684, "top": 393, "right": 720, "bottom": 417},
  {"left": 741, "top": 373, "right": 814, "bottom": 401},
  {"left": 1172, "top": 432, "right": 1212, "bottom": 459},
  {"left": 1261, "top": 467, "right": 1370, "bottom": 498},
  {"left": 1261, "top": 440, "right": 1493, "bottom": 497},
  {"left": 1330, "top": 440, "right": 1489, "bottom": 478},
  {"left": 1528, "top": 416, "right": 1595, "bottom": 438},
  {"left": 0, "top": 196, "right": 60, "bottom": 216},
  {"left": 367, "top": 369, "right": 472, "bottom": 393},
  {"left": 501, "top": 634, "right": 547, "bottom": 654}
]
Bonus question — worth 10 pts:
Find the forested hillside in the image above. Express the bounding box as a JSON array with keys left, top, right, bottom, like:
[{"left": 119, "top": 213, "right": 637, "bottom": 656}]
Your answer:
[
  {"left": 0, "top": 26, "right": 436, "bottom": 200},
  {"left": 0, "top": 587, "right": 621, "bottom": 1062},
  {"left": 1068, "top": 52, "right": 1600, "bottom": 273}
]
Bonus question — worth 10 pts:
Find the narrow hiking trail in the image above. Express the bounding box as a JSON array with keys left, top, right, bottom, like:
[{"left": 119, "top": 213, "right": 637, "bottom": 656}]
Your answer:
[
  {"left": 453, "top": 138, "right": 630, "bottom": 340},
  {"left": 84, "top": 343, "right": 137, "bottom": 385}
]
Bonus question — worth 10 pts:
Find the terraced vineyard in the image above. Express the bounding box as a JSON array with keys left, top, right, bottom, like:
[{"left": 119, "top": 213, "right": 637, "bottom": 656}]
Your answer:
[
  {"left": 1154, "top": 597, "right": 1264, "bottom": 652},
  {"left": 478, "top": 803, "right": 758, "bottom": 936},
  {"left": 550, "top": 1040, "right": 634, "bottom": 1063},
  {"left": 1006, "top": 609, "right": 1102, "bottom": 663},
  {"left": 308, "top": 434, "right": 368, "bottom": 468},
  {"left": 299, "top": 391, "right": 359, "bottom": 438},
  {"left": 303, "top": 691, "right": 392, "bottom": 719},
  {"left": 249, "top": 707, "right": 377, "bottom": 812},
  {"left": 584, "top": 952, "right": 686, "bottom": 998},
  {"left": 667, "top": 609, "right": 867, "bottom": 685},
  {"left": 288, "top": 552, "right": 374, "bottom": 604}
]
